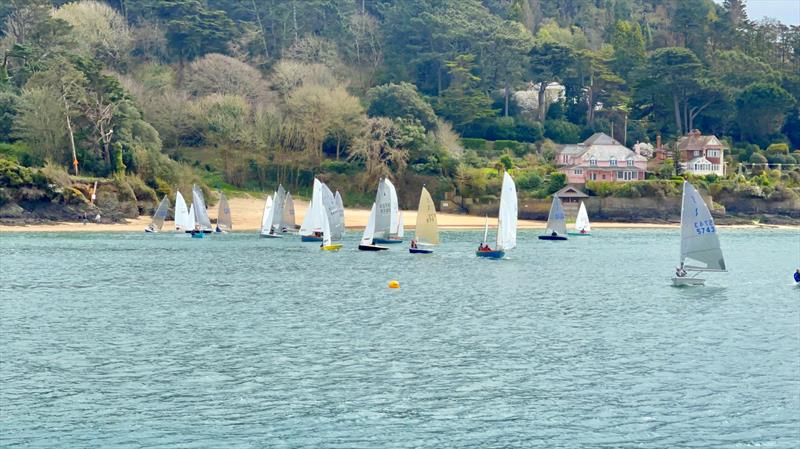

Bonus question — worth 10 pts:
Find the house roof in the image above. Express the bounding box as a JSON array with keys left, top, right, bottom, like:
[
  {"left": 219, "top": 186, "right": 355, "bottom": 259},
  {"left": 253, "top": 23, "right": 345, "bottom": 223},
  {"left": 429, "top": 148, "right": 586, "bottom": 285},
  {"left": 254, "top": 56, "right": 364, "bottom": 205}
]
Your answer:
[
  {"left": 556, "top": 186, "right": 589, "bottom": 198},
  {"left": 677, "top": 133, "right": 725, "bottom": 151},
  {"left": 557, "top": 132, "right": 645, "bottom": 162}
]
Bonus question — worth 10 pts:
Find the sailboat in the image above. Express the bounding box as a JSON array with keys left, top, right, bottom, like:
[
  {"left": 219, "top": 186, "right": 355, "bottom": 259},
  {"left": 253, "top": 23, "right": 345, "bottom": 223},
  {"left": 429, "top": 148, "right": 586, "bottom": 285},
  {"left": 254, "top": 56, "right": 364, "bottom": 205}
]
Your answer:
[
  {"left": 300, "top": 179, "right": 324, "bottom": 242},
  {"left": 476, "top": 172, "right": 517, "bottom": 259},
  {"left": 215, "top": 191, "right": 232, "bottom": 233},
  {"left": 358, "top": 203, "right": 388, "bottom": 251},
  {"left": 260, "top": 195, "right": 282, "bottom": 238},
  {"left": 187, "top": 184, "right": 213, "bottom": 233},
  {"left": 410, "top": 187, "right": 439, "bottom": 254},
  {"left": 567, "top": 201, "right": 591, "bottom": 236},
  {"left": 145, "top": 195, "right": 170, "bottom": 233},
  {"left": 373, "top": 178, "right": 403, "bottom": 244},
  {"left": 673, "top": 181, "right": 726, "bottom": 286},
  {"left": 333, "top": 191, "right": 345, "bottom": 239},
  {"left": 539, "top": 196, "right": 568, "bottom": 240},
  {"left": 281, "top": 192, "right": 297, "bottom": 233},
  {"left": 174, "top": 191, "right": 191, "bottom": 231},
  {"left": 320, "top": 200, "right": 342, "bottom": 251}
]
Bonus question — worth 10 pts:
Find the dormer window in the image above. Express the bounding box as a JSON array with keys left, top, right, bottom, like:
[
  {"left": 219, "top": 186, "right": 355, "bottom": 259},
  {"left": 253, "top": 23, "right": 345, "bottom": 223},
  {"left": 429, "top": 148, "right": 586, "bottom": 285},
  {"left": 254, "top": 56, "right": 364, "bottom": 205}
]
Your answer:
[
  {"left": 627, "top": 158, "right": 634, "bottom": 167},
  {"left": 589, "top": 157, "right": 597, "bottom": 166},
  {"left": 610, "top": 157, "right": 617, "bottom": 166}
]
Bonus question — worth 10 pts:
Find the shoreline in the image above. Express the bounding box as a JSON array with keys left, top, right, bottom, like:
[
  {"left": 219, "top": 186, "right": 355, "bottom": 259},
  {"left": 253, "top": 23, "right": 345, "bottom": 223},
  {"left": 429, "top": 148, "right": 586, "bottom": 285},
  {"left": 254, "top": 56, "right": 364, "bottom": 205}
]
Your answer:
[{"left": 0, "top": 197, "right": 796, "bottom": 233}]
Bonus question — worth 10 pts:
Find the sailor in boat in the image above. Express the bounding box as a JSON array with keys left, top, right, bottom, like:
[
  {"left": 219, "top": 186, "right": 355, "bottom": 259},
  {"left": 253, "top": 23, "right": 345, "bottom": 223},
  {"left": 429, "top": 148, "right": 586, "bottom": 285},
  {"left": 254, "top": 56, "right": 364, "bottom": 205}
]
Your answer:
[
  {"left": 551, "top": 231, "right": 558, "bottom": 237},
  {"left": 794, "top": 269, "right": 800, "bottom": 283},
  {"left": 676, "top": 263, "right": 687, "bottom": 278},
  {"left": 410, "top": 239, "right": 418, "bottom": 249},
  {"left": 145, "top": 223, "right": 156, "bottom": 233}
]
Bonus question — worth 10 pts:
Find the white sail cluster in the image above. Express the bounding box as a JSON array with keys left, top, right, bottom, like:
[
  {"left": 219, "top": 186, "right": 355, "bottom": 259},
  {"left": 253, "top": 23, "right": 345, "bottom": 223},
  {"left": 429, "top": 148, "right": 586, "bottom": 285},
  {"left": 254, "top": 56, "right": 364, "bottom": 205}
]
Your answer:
[
  {"left": 261, "top": 184, "right": 298, "bottom": 236},
  {"left": 299, "top": 178, "right": 344, "bottom": 242}
]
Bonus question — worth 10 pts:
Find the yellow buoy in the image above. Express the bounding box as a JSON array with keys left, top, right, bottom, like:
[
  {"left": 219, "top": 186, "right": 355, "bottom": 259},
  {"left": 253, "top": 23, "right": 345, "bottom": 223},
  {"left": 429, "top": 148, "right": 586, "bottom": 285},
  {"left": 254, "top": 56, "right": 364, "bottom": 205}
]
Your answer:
[{"left": 388, "top": 280, "right": 400, "bottom": 289}]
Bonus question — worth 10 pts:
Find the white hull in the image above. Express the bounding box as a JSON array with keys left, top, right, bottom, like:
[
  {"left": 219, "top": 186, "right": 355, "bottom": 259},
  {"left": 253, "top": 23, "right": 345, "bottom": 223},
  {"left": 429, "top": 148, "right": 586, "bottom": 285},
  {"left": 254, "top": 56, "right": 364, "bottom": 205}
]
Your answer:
[
  {"left": 672, "top": 277, "right": 705, "bottom": 286},
  {"left": 260, "top": 233, "right": 283, "bottom": 239}
]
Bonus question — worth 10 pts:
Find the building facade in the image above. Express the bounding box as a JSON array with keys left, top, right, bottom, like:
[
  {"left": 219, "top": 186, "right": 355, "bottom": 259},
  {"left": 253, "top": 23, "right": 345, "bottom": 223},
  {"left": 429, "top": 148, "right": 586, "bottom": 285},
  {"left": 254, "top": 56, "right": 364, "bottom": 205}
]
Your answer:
[
  {"left": 557, "top": 133, "right": 648, "bottom": 184},
  {"left": 676, "top": 130, "right": 726, "bottom": 176}
]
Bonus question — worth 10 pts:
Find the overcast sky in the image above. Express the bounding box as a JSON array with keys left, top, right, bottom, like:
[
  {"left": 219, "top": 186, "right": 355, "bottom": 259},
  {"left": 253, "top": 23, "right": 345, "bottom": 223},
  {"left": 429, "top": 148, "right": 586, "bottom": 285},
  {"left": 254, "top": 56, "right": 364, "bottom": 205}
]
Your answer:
[{"left": 712, "top": 0, "right": 800, "bottom": 26}]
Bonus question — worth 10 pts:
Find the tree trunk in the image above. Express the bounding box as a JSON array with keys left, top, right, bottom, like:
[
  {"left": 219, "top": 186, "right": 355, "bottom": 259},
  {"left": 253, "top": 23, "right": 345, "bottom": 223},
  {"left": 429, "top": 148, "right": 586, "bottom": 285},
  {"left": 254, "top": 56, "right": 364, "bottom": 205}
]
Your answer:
[
  {"left": 251, "top": 0, "right": 269, "bottom": 60},
  {"left": 63, "top": 97, "right": 78, "bottom": 176},
  {"left": 503, "top": 82, "right": 510, "bottom": 117},
  {"left": 673, "top": 93, "right": 682, "bottom": 136},
  {"left": 537, "top": 81, "right": 547, "bottom": 122},
  {"left": 437, "top": 65, "right": 442, "bottom": 97}
]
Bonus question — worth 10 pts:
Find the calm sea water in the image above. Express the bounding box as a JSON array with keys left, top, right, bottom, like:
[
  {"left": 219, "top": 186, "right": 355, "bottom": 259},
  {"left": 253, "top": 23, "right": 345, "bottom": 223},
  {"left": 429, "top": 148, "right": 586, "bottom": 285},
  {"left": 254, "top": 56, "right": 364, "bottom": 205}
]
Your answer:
[{"left": 1, "top": 229, "right": 799, "bottom": 448}]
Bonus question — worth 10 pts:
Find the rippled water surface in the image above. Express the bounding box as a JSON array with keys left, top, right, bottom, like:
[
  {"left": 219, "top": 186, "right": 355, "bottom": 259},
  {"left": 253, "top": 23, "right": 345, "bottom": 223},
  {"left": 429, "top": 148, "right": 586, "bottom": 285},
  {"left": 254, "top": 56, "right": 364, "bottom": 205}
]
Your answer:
[{"left": 1, "top": 229, "right": 799, "bottom": 448}]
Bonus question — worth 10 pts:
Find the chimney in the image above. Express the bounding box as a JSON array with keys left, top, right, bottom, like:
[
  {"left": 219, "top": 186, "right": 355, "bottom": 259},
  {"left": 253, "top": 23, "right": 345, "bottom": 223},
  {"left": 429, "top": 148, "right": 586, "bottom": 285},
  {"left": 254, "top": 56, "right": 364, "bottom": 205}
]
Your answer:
[{"left": 656, "top": 134, "right": 662, "bottom": 149}]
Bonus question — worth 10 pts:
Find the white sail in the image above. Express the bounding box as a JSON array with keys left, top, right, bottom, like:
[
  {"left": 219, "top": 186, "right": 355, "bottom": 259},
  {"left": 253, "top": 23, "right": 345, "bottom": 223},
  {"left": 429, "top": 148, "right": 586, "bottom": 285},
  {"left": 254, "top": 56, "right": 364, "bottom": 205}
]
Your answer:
[
  {"left": 496, "top": 171, "right": 518, "bottom": 250},
  {"left": 300, "top": 178, "right": 325, "bottom": 236},
  {"left": 188, "top": 203, "right": 196, "bottom": 230},
  {"left": 374, "top": 179, "right": 392, "bottom": 239},
  {"left": 217, "top": 192, "right": 232, "bottom": 231},
  {"left": 260, "top": 195, "right": 274, "bottom": 235},
  {"left": 149, "top": 195, "right": 170, "bottom": 232},
  {"left": 174, "top": 191, "right": 190, "bottom": 230},
  {"left": 544, "top": 195, "right": 567, "bottom": 237},
  {"left": 397, "top": 212, "right": 404, "bottom": 238},
  {"left": 321, "top": 203, "right": 332, "bottom": 247},
  {"left": 575, "top": 201, "right": 591, "bottom": 233},
  {"left": 192, "top": 185, "right": 212, "bottom": 231},
  {"left": 361, "top": 203, "right": 378, "bottom": 246},
  {"left": 414, "top": 187, "right": 439, "bottom": 245},
  {"left": 271, "top": 185, "right": 286, "bottom": 232},
  {"left": 482, "top": 215, "right": 489, "bottom": 245},
  {"left": 282, "top": 192, "right": 296, "bottom": 230},
  {"left": 331, "top": 190, "right": 345, "bottom": 240},
  {"left": 385, "top": 178, "right": 400, "bottom": 234},
  {"left": 680, "top": 181, "right": 726, "bottom": 271}
]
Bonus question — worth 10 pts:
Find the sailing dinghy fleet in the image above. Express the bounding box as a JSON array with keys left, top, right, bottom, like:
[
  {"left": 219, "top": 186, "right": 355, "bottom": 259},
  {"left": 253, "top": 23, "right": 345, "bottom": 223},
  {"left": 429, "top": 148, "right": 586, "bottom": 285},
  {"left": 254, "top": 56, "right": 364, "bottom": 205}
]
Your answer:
[{"left": 145, "top": 175, "right": 727, "bottom": 286}]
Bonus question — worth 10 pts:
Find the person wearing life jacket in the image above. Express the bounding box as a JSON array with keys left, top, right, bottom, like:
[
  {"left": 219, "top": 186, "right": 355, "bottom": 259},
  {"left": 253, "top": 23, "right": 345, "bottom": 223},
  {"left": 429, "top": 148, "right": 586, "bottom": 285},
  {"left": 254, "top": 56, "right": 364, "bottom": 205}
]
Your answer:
[{"left": 794, "top": 268, "right": 800, "bottom": 283}]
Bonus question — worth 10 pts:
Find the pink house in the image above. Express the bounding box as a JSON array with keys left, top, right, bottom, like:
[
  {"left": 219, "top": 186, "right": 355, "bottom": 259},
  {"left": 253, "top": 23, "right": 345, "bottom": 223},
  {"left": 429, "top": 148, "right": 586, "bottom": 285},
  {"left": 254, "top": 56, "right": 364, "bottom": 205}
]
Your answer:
[{"left": 557, "top": 133, "right": 648, "bottom": 184}]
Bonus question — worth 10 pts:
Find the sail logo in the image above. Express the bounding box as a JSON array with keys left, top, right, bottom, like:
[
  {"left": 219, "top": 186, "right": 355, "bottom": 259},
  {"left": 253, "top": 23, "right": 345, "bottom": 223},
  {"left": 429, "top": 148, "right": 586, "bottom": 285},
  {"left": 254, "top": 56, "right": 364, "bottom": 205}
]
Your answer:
[{"left": 693, "top": 219, "right": 715, "bottom": 235}]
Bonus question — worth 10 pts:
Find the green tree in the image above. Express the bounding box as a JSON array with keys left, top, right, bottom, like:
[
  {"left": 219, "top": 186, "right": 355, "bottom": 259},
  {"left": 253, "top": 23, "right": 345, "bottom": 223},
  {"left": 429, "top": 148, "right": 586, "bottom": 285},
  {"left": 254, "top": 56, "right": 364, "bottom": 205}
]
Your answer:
[
  {"left": 736, "top": 83, "right": 795, "bottom": 145},
  {"left": 366, "top": 82, "right": 437, "bottom": 130},
  {"left": 611, "top": 20, "right": 645, "bottom": 77},
  {"left": 528, "top": 42, "right": 574, "bottom": 121},
  {"left": 435, "top": 54, "right": 496, "bottom": 130}
]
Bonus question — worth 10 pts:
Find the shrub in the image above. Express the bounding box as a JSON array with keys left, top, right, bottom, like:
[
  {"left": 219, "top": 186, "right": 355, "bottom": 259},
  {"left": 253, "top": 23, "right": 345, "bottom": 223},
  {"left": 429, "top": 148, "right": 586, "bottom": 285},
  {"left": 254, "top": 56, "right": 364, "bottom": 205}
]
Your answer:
[
  {"left": 320, "top": 159, "right": 353, "bottom": 174},
  {"left": 544, "top": 120, "right": 581, "bottom": 143},
  {"left": 766, "top": 143, "right": 789, "bottom": 154},
  {"left": 546, "top": 172, "right": 567, "bottom": 194},
  {"left": 495, "top": 140, "right": 527, "bottom": 157},
  {"left": 461, "top": 138, "right": 487, "bottom": 152}
]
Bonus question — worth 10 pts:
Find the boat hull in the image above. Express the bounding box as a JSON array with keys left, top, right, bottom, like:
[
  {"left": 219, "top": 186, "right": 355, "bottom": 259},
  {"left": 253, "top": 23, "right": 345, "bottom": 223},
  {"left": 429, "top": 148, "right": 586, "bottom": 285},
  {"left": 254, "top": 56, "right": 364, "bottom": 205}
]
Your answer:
[
  {"left": 539, "top": 235, "right": 568, "bottom": 241},
  {"left": 190, "top": 233, "right": 204, "bottom": 239},
  {"left": 259, "top": 233, "right": 283, "bottom": 239},
  {"left": 567, "top": 232, "right": 590, "bottom": 236},
  {"left": 476, "top": 250, "right": 505, "bottom": 259},
  {"left": 358, "top": 244, "right": 388, "bottom": 251},
  {"left": 185, "top": 230, "right": 213, "bottom": 234},
  {"left": 409, "top": 248, "right": 433, "bottom": 254},
  {"left": 301, "top": 235, "right": 323, "bottom": 242},
  {"left": 321, "top": 244, "right": 343, "bottom": 251},
  {"left": 672, "top": 277, "right": 705, "bottom": 286},
  {"left": 144, "top": 228, "right": 156, "bottom": 233}
]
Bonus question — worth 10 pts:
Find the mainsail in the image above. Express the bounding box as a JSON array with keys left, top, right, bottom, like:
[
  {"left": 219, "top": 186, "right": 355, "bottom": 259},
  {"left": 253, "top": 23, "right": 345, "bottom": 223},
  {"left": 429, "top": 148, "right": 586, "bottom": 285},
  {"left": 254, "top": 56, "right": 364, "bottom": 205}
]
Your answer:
[
  {"left": 374, "top": 179, "right": 392, "bottom": 239},
  {"left": 414, "top": 187, "right": 439, "bottom": 245},
  {"left": 174, "top": 191, "right": 190, "bottom": 230},
  {"left": 575, "top": 201, "right": 591, "bottom": 233},
  {"left": 321, "top": 202, "right": 333, "bottom": 247},
  {"left": 361, "top": 203, "right": 378, "bottom": 246},
  {"left": 330, "top": 191, "right": 345, "bottom": 240},
  {"left": 496, "top": 172, "right": 518, "bottom": 250},
  {"left": 261, "top": 195, "right": 274, "bottom": 235},
  {"left": 680, "top": 181, "right": 726, "bottom": 271},
  {"left": 217, "top": 192, "right": 232, "bottom": 231},
  {"left": 192, "top": 185, "right": 212, "bottom": 231},
  {"left": 544, "top": 195, "right": 567, "bottom": 236},
  {"left": 282, "top": 192, "right": 296, "bottom": 230},
  {"left": 150, "top": 195, "right": 170, "bottom": 232},
  {"left": 385, "top": 178, "right": 400, "bottom": 234},
  {"left": 300, "top": 178, "right": 325, "bottom": 236},
  {"left": 187, "top": 203, "right": 196, "bottom": 230},
  {"left": 271, "top": 185, "right": 286, "bottom": 233}
]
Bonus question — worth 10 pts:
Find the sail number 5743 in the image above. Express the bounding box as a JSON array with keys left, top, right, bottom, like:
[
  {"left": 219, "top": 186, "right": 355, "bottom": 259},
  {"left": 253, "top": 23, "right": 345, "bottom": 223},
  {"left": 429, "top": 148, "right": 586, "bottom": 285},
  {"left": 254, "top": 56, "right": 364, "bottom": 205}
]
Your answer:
[{"left": 694, "top": 219, "right": 715, "bottom": 235}]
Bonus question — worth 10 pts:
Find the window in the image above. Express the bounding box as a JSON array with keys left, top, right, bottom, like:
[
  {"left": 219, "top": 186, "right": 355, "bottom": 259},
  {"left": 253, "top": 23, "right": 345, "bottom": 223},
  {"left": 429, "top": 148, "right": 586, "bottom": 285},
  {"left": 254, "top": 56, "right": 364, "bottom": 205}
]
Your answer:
[
  {"left": 589, "top": 157, "right": 597, "bottom": 166},
  {"left": 574, "top": 168, "right": 583, "bottom": 175},
  {"left": 693, "top": 150, "right": 700, "bottom": 157},
  {"left": 610, "top": 157, "right": 617, "bottom": 166},
  {"left": 602, "top": 174, "right": 606, "bottom": 180},
  {"left": 590, "top": 173, "right": 597, "bottom": 181},
  {"left": 627, "top": 158, "right": 634, "bottom": 167},
  {"left": 707, "top": 149, "right": 720, "bottom": 158}
]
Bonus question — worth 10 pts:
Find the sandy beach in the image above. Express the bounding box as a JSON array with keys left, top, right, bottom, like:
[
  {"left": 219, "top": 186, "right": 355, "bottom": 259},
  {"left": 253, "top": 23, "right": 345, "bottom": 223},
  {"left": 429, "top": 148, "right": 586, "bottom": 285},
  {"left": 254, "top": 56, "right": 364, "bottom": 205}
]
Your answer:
[{"left": 0, "top": 196, "right": 793, "bottom": 232}]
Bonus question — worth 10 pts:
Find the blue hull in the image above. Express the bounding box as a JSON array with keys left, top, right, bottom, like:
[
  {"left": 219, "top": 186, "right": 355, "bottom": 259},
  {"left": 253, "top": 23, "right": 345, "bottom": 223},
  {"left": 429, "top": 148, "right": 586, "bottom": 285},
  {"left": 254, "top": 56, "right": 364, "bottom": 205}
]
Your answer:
[
  {"left": 567, "top": 232, "right": 591, "bottom": 236},
  {"left": 409, "top": 248, "right": 433, "bottom": 254},
  {"left": 539, "top": 235, "right": 568, "bottom": 241},
  {"left": 191, "top": 233, "right": 204, "bottom": 239},
  {"left": 373, "top": 238, "right": 403, "bottom": 244},
  {"left": 476, "top": 250, "right": 505, "bottom": 259},
  {"left": 301, "top": 235, "right": 323, "bottom": 242}
]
